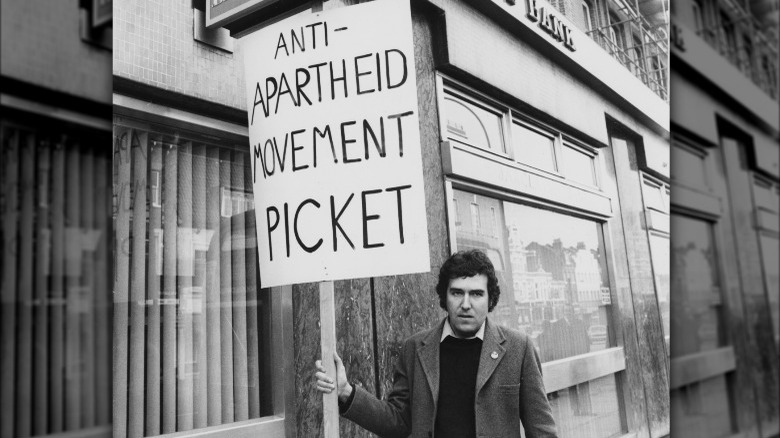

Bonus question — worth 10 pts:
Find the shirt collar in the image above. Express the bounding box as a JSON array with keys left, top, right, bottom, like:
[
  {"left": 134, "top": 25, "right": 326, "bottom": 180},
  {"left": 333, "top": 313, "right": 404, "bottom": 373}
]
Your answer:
[{"left": 440, "top": 318, "right": 486, "bottom": 342}]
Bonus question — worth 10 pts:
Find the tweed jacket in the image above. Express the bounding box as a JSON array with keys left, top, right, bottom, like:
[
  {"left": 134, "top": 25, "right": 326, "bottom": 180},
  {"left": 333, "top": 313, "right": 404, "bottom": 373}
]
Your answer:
[{"left": 342, "top": 317, "right": 557, "bottom": 438}]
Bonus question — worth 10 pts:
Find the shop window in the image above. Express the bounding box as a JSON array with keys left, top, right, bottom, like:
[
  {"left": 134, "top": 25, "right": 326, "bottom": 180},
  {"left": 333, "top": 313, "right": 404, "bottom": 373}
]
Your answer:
[
  {"left": 441, "top": 83, "right": 626, "bottom": 436},
  {"left": 1, "top": 124, "right": 113, "bottom": 436},
  {"left": 441, "top": 82, "right": 602, "bottom": 189},
  {"left": 512, "top": 122, "right": 557, "bottom": 173},
  {"left": 560, "top": 144, "right": 597, "bottom": 186},
  {"left": 669, "top": 133, "right": 736, "bottom": 438},
  {"left": 453, "top": 190, "right": 614, "bottom": 359},
  {"left": 670, "top": 215, "right": 722, "bottom": 356},
  {"left": 669, "top": 215, "right": 734, "bottom": 437},
  {"left": 112, "top": 120, "right": 289, "bottom": 437},
  {"left": 443, "top": 93, "right": 505, "bottom": 153},
  {"left": 453, "top": 190, "right": 624, "bottom": 438}
]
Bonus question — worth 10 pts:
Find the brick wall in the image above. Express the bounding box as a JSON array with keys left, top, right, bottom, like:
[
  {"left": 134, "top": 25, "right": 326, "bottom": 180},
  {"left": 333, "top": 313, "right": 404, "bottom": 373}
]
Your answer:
[
  {"left": 113, "top": 0, "right": 247, "bottom": 110},
  {"left": 0, "top": 0, "right": 112, "bottom": 103}
]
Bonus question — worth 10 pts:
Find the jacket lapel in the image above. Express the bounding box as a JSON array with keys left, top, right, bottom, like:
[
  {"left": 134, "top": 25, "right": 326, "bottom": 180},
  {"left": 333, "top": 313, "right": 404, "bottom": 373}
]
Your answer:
[
  {"left": 476, "top": 317, "right": 506, "bottom": 395},
  {"left": 416, "top": 319, "right": 445, "bottom": 405}
]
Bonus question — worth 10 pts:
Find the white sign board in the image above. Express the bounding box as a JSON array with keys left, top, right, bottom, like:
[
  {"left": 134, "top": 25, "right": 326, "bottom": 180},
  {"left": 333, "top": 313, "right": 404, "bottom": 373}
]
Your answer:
[{"left": 242, "top": 0, "right": 430, "bottom": 288}]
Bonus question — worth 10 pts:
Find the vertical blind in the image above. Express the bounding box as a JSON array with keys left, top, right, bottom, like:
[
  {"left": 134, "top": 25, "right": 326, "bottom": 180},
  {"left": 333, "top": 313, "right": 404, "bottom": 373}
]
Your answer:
[
  {"left": 112, "top": 124, "right": 274, "bottom": 438},
  {"left": 1, "top": 124, "right": 112, "bottom": 438}
]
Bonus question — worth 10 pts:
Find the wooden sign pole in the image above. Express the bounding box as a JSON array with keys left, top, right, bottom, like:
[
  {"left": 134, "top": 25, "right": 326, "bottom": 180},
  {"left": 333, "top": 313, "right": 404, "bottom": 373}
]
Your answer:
[
  {"left": 319, "top": 280, "right": 339, "bottom": 437},
  {"left": 314, "top": 0, "right": 352, "bottom": 427}
]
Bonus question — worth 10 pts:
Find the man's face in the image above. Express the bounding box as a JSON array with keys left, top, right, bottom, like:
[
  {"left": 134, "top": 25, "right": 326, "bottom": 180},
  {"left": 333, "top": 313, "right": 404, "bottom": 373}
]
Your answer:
[{"left": 446, "top": 274, "right": 490, "bottom": 338}]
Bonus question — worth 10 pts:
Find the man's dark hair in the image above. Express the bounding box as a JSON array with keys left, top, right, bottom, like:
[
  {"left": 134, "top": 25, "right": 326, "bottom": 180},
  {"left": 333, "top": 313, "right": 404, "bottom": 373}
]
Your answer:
[{"left": 436, "top": 249, "right": 500, "bottom": 312}]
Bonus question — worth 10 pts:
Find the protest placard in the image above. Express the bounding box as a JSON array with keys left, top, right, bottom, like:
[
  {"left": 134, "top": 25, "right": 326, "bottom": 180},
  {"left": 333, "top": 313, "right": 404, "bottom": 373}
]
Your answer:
[{"left": 242, "top": 0, "right": 430, "bottom": 288}]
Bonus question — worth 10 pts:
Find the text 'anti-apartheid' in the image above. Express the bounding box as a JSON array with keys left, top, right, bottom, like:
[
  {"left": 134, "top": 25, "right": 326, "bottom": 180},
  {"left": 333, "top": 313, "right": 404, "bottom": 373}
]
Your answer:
[{"left": 250, "top": 22, "right": 409, "bottom": 124}]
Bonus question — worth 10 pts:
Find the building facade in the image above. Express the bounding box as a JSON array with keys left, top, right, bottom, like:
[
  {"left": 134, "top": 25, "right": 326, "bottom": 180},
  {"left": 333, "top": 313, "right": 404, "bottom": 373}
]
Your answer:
[
  {"left": 111, "top": 0, "right": 671, "bottom": 437},
  {"left": 1, "top": 1, "right": 113, "bottom": 438},
  {"left": 669, "top": 0, "right": 779, "bottom": 435}
]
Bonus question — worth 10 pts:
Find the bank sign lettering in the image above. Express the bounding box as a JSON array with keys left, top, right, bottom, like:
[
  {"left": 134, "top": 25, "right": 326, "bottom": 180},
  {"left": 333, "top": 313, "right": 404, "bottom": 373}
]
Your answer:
[
  {"left": 242, "top": 0, "right": 430, "bottom": 288},
  {"left": 525, "top": 0, "right": 576, "bottom": 51}
]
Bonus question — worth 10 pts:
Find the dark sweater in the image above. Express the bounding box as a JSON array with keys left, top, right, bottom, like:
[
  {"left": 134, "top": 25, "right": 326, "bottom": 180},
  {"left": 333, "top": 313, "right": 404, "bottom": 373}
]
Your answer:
[{"left": 434, "top": 336, "right": 483, "bottom": 438}]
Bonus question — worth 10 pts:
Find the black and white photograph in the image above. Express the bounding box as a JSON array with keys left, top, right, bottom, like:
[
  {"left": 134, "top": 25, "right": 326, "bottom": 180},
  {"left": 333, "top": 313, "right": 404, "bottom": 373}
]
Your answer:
[{"left": 0, "top": 0, "right": 777, "bottom": 437}]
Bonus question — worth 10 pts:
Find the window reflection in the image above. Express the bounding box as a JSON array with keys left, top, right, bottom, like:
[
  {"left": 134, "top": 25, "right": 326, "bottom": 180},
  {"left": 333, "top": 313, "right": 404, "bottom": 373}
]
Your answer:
[
  {"left": 453, "top": 190, "right": 613, "bottom": 362},
  {"left": 670, "top": 215, "right": 722, "bottom": 357}
]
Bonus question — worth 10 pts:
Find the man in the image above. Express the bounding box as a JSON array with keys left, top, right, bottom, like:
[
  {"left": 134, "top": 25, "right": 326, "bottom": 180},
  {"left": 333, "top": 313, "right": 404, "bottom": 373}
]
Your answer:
[{"left": 315, "top": 249, "right": 558, "bottom": 438}]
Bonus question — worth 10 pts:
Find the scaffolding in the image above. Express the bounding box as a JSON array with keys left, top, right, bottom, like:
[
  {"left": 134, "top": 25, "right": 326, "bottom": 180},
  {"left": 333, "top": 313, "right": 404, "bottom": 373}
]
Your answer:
[
  {"left": 585, "top": 0, "right": 670, "bottom": 100},
  {"left": 689, "top": 0, "right": 779, "bottom": 98}
]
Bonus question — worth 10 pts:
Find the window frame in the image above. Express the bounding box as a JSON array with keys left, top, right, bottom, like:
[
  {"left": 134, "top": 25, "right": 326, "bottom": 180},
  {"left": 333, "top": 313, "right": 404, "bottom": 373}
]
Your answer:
[
  {"left": 581, "top": 0, "right": 593, "bottom": 32},
  {"left": 719, "top": 10, "right": 738, "bottom": 61},
  {"left": 446, "top": 180, "right": 627, "bottom": 396},
  {"left": 438, "top": 75, "right": 604, "bottom": 192},
  {"left": 608, "top": 11, "right": 626, "bottom": 52},
  {"left": 440, "top": 84, "right": 510, "bottom": 158},
  {"left": 692, "top": 0, "right": 704, "bottom": 32},
  {"left": 642, "top": 173, "right": 671, "bottom": 230},
  {"left": 631, "top": 34, "right": 647, "bottom": 82},
  {"left": 560, "top": 138, "right": 600, "bottom": 187},
  {"left": 672, "top": 136, "right": 714, "bottom": 193},
  {"left": 511, "top": 117, "right": 562, "bottom": 176}
]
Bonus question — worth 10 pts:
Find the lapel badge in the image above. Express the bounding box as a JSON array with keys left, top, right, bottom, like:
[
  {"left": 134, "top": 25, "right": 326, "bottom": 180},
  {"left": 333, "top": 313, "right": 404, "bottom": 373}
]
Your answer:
[{"left": 491, "top": 351, "right": 499, "bottom": 359}]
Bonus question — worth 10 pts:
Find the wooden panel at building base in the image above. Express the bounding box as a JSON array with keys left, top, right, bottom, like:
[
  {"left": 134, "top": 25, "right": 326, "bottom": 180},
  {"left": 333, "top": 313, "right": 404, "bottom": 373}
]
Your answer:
[{"left": 610, "top": 135, "right": 670, "bottom": 437}]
